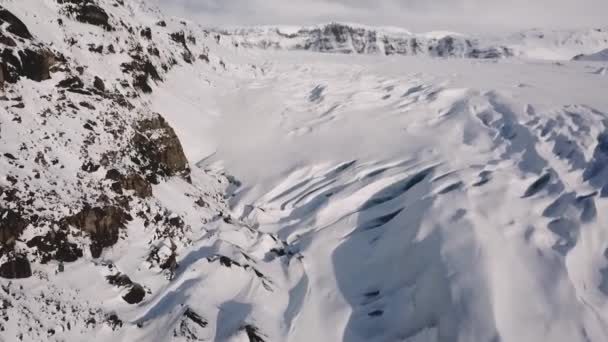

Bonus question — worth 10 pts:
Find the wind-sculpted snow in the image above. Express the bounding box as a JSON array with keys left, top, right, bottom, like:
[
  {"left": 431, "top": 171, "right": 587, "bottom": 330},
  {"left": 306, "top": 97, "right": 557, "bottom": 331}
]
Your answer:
[
  {"left": 2, "top": 1, "right": 608, "bottom": 342},
  {"left": 210, "top": 54, "right": 608, "bottom": 342}
]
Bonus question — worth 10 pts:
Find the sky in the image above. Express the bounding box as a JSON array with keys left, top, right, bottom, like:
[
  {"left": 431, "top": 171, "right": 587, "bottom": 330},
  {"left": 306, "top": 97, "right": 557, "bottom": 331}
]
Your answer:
[{"left": 157, "top": 0, "right": 607, "bottom": 33}]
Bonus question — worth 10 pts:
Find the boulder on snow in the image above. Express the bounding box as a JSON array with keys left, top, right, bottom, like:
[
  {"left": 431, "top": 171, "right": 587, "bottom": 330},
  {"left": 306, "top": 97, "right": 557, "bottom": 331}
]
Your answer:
[
  {"left": 93, "top": 76, "right": 105, "bottom": 91},
  {"left": 106, "top": 272, "right": 146, "bottom": 304},
  {"left": 0, "top": 254, "right": 32, "bottom": 279},
  {"left": 122, "top": 283, "right": 145, "bottom": 304}
]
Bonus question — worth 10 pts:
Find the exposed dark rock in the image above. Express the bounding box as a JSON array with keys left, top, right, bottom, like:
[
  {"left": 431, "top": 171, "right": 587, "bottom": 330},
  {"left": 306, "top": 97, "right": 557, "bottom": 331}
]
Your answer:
[
  {"left": 0, "top": 32, "right": 16, "bottom": 47},
  {"left": 140, "top": 27, "right": 152, "bottom": 40},
  {"left": 106, "top": 273, "right": 133, "bottom": 287},
  {"left": 57, "top": 75, "right": 84, "bottom": 89},
  {"left": 174, "top": 307, "right": 208, "bottom": 340},
  {"left": 64, "top": 205, "right": 132, "bottom": 258},
  {"left": 88, "top": 44, "right": 103, "bottom": 53},
  {"left": 159, "top": 246, "right": 178, "bottom": 276},
  {"left": 105, "top": 169, "right": 152, "bottom": 198},
  {"left": 122, "top": 283, "right": 145, "bottom": 304},
  {"left": 170, "top": 31, "right": 187, "bottom": 46},
  {"left": 170, "top": 31, "right": 194, "bottom": 63},
  {"left": 26, "top": 230, "right": 83, "bottom": 263},
  {"left": 105, "top": 169, "right": 122, "bottom": 181},
  {"left": 184, "top": 308, "right": 207, "bottom": 328},
  {"left": 93, "top": 76, "right": 105, "bottom": 91},
  {"left": 133, "top": 114, "right": 190, "bottom": 183},
  {"left": 79, "top": 101, "right": 95, "bottom": 110},
  {"left": 0, "top": 254, "right": 32, "bottom": 279},
  {"left": 121, "top": 58, "right": 161, "bottom": 93},
  {"left": 156, "top": 20, "right": 166, "bottom": 27},
  {"left": 105, "top": 313, "right": 123, "bottom": 330},
  {"left": 243, "top": 325, "right": 265, "bottom": 342},
  {"left": 0, "top": 7, "right": 33, "bottom": 39},
  {"left": 68, "top": 2, "right": 113, "bottom": 30},
  {"left": 0, "top": 208, "right": 28, "bottom": 244},
  {"left": 19, "top": 49, "right": 56, "bottom": 81},
  {"left": 81, "top": 161, "right": 100, "bottom": 172},
  {"left": 1, "top": 48, "right": 58, "bottom": 84},
  {"left": 218, "top": 255, "right": 238, "bottom": 268},
  {"left": 122, "top": 174, "right": 152, "bottom": 198},
  {"left": 106, "top": 271, "right": 146, "bottom": 304}
]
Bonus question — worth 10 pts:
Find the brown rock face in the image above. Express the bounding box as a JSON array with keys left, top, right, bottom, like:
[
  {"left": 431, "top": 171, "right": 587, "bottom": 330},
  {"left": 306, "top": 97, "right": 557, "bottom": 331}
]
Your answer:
[
  {"left": 133, "top": 114, "right": 190, "bottom": 184},
  {"left": 0, "top": 208, "right": 28, "bottom": 245},
  {"left": 1, "top": 48, "right": 58, "bottom": 84},
  {"left": 122, "top": 174, "right": 153, "bottom": 198},
  {"left": 64, "top": 206, "right": 131, "bottom": 258},
  {"left": 0, "top": 254, "right": 32, "bottom": 279},
  {"left": 106, "top": 169, "right": 153, "bottom": 198}
]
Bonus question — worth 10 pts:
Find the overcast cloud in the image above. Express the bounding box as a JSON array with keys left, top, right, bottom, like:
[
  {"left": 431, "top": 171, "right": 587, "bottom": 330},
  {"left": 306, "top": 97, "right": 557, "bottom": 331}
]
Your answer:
[{"left": 156, "top": 0, "right": 608, "bottom": 33}]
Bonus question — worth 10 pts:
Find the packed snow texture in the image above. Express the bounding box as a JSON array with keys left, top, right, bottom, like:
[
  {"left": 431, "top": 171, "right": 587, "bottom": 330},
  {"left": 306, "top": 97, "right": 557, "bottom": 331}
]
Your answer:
[{"left": 1, "top": 1, "right": 608, "bottom": 342}]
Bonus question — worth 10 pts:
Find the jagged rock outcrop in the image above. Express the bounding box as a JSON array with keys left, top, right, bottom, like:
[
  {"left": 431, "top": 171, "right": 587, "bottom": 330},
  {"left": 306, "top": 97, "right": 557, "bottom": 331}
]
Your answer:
[
  {"left": 26, "top": 230, "right": 84, "bottom": 263},
  {"left": 0, "top": 7, "right": 61, "bottom": 85},
  {"left": 57, "top": 0, "right": 113, "bottom": 30},
  {"left": 0, "top": 7, "right": 32, "bottom": 39},
  {"left": 64, "top": 206, "right": 132, "bottom": 258},
  {"left": 220, "top": 22, "right": 513, "bottom": 58},
  {"left": 106, "top": 169, "right": 153, "bottom": 198},
  {"left": 133, "top": 114, "right": 191, "bottom": 183},
  {"left": 0, "top": 208, "right": 28, "bottom": 244}
]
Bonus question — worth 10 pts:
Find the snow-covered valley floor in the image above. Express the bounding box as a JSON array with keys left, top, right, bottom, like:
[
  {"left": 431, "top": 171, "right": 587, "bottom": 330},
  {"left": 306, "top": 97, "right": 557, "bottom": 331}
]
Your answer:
[{"left": 159, "top": 51, "right": 608, "bottom": 341}]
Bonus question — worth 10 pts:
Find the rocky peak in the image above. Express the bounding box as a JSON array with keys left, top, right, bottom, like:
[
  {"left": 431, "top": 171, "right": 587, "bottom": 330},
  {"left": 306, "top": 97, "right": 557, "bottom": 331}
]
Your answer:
[{"left": 218, "top": 22, "right": 514, "bottom": 58}]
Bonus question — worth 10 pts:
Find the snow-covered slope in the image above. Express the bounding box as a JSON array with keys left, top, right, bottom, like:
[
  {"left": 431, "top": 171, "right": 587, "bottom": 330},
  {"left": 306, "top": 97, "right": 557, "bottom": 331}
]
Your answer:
[
  {"left": 501, "top": 28, "right": 608, "bottom": 60},
  {"left": 2, "top": 1, "right": 608, "bottom": 342}
]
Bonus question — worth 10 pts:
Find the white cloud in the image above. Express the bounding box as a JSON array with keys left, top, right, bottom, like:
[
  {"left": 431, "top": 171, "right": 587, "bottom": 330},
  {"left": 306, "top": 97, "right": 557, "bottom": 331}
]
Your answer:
[{"left": 156, "top": 0, "right": 608, "bottom": 33}]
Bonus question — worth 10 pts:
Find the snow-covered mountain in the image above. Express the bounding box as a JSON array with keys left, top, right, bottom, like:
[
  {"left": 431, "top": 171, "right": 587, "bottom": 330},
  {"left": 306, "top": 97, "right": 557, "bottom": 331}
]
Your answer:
[
  {"left": 217, "top": 23, "right": 608, "bottom": 60},
  {"left": 217, "top": 23, "right": 513, "bottom": 58},
  {"left": 1, "top": 1, "right": 608, "bottom": 342}
]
